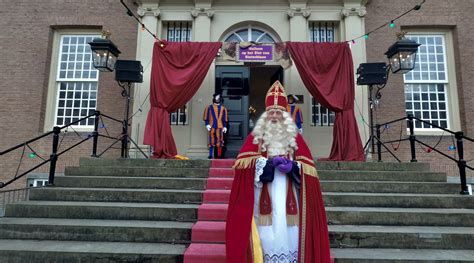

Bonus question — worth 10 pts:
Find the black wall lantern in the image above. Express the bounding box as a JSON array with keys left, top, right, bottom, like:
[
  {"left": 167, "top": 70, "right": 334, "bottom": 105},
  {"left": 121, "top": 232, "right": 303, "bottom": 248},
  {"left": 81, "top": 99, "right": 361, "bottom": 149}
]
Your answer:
[
  {"left": 88, "top": 33, "right": 121, "bottom": 72},
  {"left": 385, "top": 34, "right": 421, "bottom": 74}
]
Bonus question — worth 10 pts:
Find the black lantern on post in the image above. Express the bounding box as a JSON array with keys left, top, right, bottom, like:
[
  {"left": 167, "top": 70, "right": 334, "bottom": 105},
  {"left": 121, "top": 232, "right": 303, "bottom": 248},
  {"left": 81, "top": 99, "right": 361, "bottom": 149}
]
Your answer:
[
  {"left": 385, "top": 33, "right": 421, "bottom": 74},
  {"left": 88, "top": 31, "right": 145, "bottom": 159},
  {"left": 88, "top": 32, "right": 121, "bottom": 72}
]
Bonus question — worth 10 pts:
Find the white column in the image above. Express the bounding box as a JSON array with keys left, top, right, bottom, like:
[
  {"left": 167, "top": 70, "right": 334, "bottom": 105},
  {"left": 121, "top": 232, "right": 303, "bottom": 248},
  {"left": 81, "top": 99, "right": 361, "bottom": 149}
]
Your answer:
[
  {"left": 287, "top": 4, "right": 310, "bottom": 112},
  {"left": 287, "top": 5, "right": 310, "bottom": 94},
  {"left": 186, "top": 6, "right": 215, "bottom": 158},
  {"left": 342, "top": 2, "right": 369, "bottom": 151},
  {"left": 130, "top": 4, "right": 160, "bottom": 158}
]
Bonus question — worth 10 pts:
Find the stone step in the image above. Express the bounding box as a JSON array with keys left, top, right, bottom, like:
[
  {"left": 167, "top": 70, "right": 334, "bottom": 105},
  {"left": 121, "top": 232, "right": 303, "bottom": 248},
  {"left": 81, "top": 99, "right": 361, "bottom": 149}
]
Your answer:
[
  {"left": 203, "top": 189, "right": 230, "bottom": 203},
  {"left": 320, "top": 180, "right": 460, "bottom": 194},
  {"left": 318, "top": 170, "right": 446, "bottom": 182},
  {"left": 40, "top": 187, "right": 464, "bottom": 209},
  {"left": 209, "top": 168, "right": 234, "bottom": 178},
  {"left": 65, "top": 166, "right": 210, "bottom": 178},
  {"left": 187, "top": 221, "right": 474, "bottom": 250},
  {"left": 55, "top": 176, "right": 458, "bottom": 194},
  {"left": 196, "top": 190, "right": 474, "bottom": 208},
  {"left": 330, "top": 225, "right": 474, "bottom": 250},
  {"left": 0, "top": 217, "right": 192, "bottom": 243},
  {"left": 5, "top": 201, "right": 199, "bottom": 221},
  {"left": 55, "top": 176, "right": 208, "bottom": 190},
  {"left": 331, "top": 248, "right": 474, "bottom": 262},
  {"left": 317, "top": 161, "right": 430, "bottom": 171},
  {"left": 208, "top": 169, "right": 446, "bottom": 182},
  {"left": 324, "top": 193, "right": 474, "bottom": 209},
  {"left": 80, "top": 157, "right": 211, "bottom": 168},
  {"left": 211, "top": 159, "right": 235, "bottom": 168},
  {"left": 80, "top": 158, "right": 430, "bottom": 171},
  {"left": 198, "top": 203, "right": 228, "bottom": 221},
  {"left": 194, "top": 204, "right": 474, "bottom": 227},
  {"left": 64, "top": 166, "right": 446, "bottom": 182},
  {"left": 206, "top": 178, "right": 233, "bottom": 190},
  {"left": 191, "top": 221, "right": 226, "bottom": 243},
  {"left": 327, "top": 207, "right": 474, "bottom": 227},
  {"left": 183, "top": 244, "right": 474, "bottom": 262},
  {"left": 29, "top": 187, "right": 204, "bottom": 204},
  {"left": 184, "top": 243, "right": 474, "bottom": 263},
  {"left": 0, "top": 239, "right": 185, "bottom": 263},
  {"left": 184, "top": 243, "right": 226, "bottom": 263}
]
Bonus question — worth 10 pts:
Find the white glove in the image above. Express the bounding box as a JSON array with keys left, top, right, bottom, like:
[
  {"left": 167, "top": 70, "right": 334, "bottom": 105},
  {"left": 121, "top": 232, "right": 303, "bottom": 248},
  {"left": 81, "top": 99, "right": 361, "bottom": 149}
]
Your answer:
[
  {"left": 223, "top": 127, "right": 227, "bottom": 134},
  {"left": 298, "top": 128, "right": 303, "bottom": 134},
  {"left": 206, "top": 125, "right": 211, "bottom": 131}
]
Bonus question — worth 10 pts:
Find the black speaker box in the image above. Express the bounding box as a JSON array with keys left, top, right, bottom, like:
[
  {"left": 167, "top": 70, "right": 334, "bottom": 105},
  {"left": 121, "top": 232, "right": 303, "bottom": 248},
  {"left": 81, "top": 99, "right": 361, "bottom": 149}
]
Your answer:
[
  {"left": 356, "top": 62, "right": 388, "bottom": 86},
  {"left": 115, "top": 60, "right": 143, "bottom": 83}
]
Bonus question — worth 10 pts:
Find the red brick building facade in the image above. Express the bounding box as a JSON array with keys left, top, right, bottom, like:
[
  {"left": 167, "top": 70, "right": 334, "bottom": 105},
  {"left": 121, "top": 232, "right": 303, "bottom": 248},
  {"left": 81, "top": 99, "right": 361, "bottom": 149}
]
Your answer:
[
  {"left": 1, "top": 0, "right": 472, "bottom": 190},
  {"left": 365, "top": 0, "right": 474, "bottom": 177},
  {"left": 0, "top": 0, "right": 138, "bottom": 189}
]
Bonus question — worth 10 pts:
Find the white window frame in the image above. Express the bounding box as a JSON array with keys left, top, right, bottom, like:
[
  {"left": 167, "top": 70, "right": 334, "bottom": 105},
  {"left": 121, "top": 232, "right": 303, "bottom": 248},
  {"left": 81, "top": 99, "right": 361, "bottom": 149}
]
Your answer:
[
  {"left": 403, "top": 30, "right": 461, "bottom": 135},
  {"left": 309, "top": 21, "right": 337, "bottom": 43},
  {"left": 222, "top": 24, "right": 278, "bottom": 43},
  {"left": 309, "top": 21, "right": 338, "bottom": 127},
  {"left": 32, "top": 179, "right": 48, "bottom": 187},
  {"left": 170, "top": 105, "right": 189, "bottom": 125},
  {"left": 163, "top": 21, "right": 192, "bottom": 125},
  {"left": 44, "top": 29, "right": 101, "bottom": 132},
  {"left": 163, "top": 21, "right": 192, "bottom": 42},
  {"left": 311, "top": 98, "right": 336, "bottom": 126}
]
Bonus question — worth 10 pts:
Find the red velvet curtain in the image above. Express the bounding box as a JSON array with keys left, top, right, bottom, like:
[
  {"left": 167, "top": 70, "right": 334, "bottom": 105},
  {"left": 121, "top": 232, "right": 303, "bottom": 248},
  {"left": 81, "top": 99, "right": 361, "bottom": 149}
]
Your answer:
[
  {"left": 143, "top": 41, "right": 222, "bottom": 158},
  {"left": 287, "top": 42, "right": 364, "bottom": 161}
]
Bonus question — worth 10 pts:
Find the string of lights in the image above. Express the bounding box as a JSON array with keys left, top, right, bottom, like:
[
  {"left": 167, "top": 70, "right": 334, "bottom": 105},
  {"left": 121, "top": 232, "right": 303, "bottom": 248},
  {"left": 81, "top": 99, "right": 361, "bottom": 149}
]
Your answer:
[
  {"left": 120, "top": 0, "right": 426, "bottom": 45},
  {"left": 120, "top": 0, "right": 161, "bottom": 41},
  {"left": 347, "top": 0, "right": 426, "bottom": 44}
]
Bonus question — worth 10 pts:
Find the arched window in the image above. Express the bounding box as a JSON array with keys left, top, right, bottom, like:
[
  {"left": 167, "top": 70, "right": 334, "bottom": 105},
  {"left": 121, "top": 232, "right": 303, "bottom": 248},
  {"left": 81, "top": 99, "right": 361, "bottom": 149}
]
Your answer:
[{"left": 224, "top": 25, "right": 276, "bottom": 43}]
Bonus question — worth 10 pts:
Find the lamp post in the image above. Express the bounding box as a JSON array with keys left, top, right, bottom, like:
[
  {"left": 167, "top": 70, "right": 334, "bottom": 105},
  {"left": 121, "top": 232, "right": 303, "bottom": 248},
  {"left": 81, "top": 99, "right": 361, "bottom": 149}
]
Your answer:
[
  {"left": 88, "top": 31, "right": 145, "bottom": 159},
  {"left": 385, "top": 33, "right": 421, "bottom": 74},
  {"left": 88, "top": 32, "right": 121, "bottom": 72},
  {"left": 360, "top": 33, "right": 420, "bottom": 160}
]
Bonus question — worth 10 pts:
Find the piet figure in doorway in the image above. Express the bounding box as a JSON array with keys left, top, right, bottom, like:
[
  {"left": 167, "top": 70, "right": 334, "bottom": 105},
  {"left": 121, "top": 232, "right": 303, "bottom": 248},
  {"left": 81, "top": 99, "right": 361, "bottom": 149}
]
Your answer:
[
  {"left": 226, "top": 80, "right": 331, "bottom": 263},
  {"left": 203, "top": 93, "right": 228, "bottom": 159},
  {"left": 287, "top": 94, "right": 303, "bottom": 134}
]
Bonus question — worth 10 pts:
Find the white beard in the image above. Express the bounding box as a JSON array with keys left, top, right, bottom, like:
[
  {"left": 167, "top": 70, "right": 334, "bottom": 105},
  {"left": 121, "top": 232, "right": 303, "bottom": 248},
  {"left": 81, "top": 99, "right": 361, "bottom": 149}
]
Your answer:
[
  {"left": 264, "top": 122, "right": 289, "bottom": 157},
  {"left": 252, "top": 111, "right": 298, "bottom": 157}
]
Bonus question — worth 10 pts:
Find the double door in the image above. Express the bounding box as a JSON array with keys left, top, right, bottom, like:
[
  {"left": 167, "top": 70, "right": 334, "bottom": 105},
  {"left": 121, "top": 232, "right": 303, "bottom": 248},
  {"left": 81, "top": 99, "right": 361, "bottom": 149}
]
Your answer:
[{"left": 215, "top": 66, "right": 249, "bottom": 157}]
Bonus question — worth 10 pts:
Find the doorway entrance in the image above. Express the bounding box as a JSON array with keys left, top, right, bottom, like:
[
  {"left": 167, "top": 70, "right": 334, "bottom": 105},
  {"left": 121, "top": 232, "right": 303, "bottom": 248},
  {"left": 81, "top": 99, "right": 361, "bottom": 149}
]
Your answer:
[{"left": 215, "top": 65, "right": 283, "bottom": 158}]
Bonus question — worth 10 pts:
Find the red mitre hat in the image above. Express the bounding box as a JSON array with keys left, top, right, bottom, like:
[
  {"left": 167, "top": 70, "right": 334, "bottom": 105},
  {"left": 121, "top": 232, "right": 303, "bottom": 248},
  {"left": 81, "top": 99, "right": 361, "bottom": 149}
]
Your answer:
[{"left": 265, "top": 80, "right": 288, "bottom": 111}]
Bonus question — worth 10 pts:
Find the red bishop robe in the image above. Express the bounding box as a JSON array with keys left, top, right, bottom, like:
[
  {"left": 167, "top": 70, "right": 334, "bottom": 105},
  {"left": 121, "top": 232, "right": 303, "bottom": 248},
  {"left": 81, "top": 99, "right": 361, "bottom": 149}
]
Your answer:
[{"left": 226, "top": 133, "right": 331, "bottom": 263}]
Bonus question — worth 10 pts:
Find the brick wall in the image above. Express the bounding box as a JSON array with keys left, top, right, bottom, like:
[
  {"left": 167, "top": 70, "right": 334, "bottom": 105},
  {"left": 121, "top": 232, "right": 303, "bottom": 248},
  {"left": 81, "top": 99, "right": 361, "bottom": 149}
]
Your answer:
[
  {"left": 0, "top": 0, "right": 138, "bottom": 190},
  {"left": 1, "top": 0, "right": 473, "bottom": 191},
  {"left": 364, "top": 0, "right": 474, "bottom": 178}
]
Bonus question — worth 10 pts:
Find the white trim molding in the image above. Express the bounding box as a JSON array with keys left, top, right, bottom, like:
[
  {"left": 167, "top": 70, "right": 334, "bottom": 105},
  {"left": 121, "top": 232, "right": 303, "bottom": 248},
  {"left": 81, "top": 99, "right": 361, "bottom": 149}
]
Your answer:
[
  {"left": 341, "top": 6, "right": 367, "bottom": 18},
  {"left": 190, "top": 7, "right": 215, "bottom": 18},
  {"left": 287, "top": 7, "right": 311, "bottom": 18},
  {"left": 137, "top": 6, "right": 161, "bottom": 18}
]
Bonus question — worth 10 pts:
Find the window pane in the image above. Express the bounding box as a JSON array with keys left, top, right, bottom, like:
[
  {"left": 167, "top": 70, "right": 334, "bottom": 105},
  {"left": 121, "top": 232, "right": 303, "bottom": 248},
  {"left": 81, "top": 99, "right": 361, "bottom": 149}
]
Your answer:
[
  {"left": 251, "top": 29, "right": 264, "bottom": 42},
  {"left": 55, "top": 81, "right": 97, "bottom": 127},
  {"left": 311, "top": 98, "right": 335, "bottom": 126},
  {"left": 309, "top": 22, "right": 336, "bottom": 126},
  {"left": 57, "top": 34, "right": 99, "bottom": 81},
  {"left": 309, "top": 21, "right": 336, "bottom": 43},
  {"left": 404, "top": 35, "right": 447, "bottom": 82},
  {"left": 170, "top": 104, "right": 188, "bottom": 125},
  {"left": 404, "top": 83, "right": 449, "bottom": 129},
  {"left": 236, "top": 29, "right": 248, "bottom": 42},
  {"left": 166, "top": 21, "right": 192, "bottom": 42}
]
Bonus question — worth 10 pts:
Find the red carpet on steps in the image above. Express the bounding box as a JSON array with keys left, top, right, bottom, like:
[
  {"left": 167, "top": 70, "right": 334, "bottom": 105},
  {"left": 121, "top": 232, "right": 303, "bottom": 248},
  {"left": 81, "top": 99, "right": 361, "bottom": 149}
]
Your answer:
[
  {"left": 183, "top": 159, "right": 334, "bottom": 263},
  {"left": 183, "top": 159, "right": 233, "bottom": 263}
]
